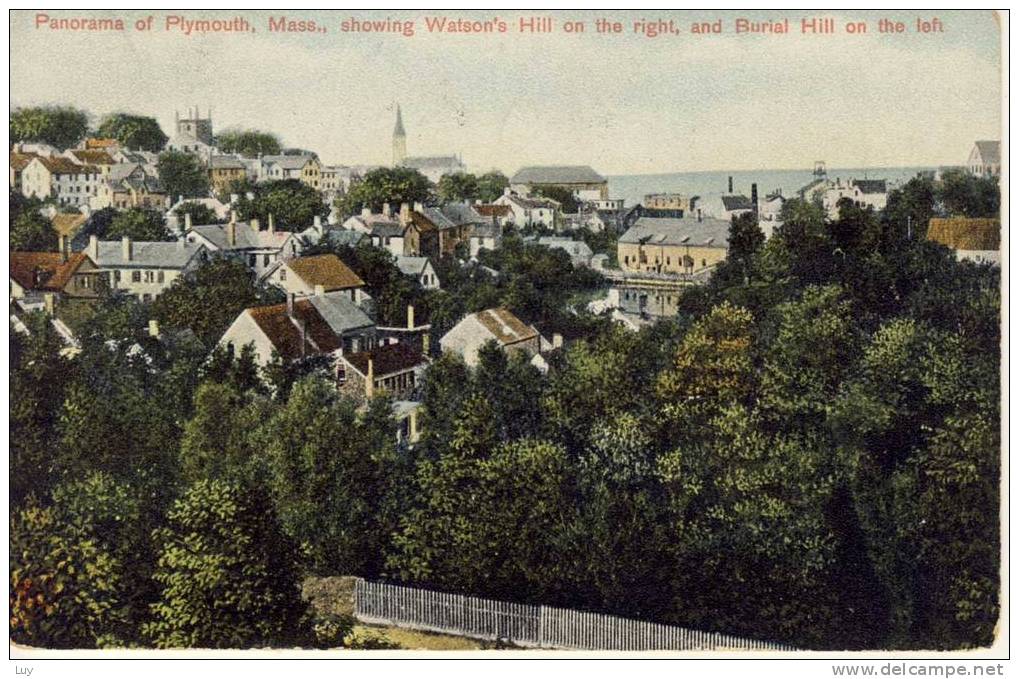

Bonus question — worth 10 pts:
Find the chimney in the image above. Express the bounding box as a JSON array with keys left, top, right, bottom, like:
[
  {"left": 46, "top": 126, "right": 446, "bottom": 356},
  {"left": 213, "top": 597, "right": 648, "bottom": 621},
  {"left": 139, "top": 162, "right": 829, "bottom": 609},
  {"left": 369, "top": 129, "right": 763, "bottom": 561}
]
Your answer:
[
  {"left": 553, "top": 333, "right": 563, "bottom": 349},
  {"left": 178, "top": 194, "right": 184, "bottom": 204},
  {"left": 728, "top": 176, "right": 733, "bottom": 194},
  {"left": 296, "top": 317, "right": 307, "bottom": 359},
  {"left": 751, "top": 184, "right": 758, "bottom": 213},
  {"left": 422, "top": 333, "right": 430, "bottom": 356},
  {"left": 286, "top": 292, "right": 295, "bottom": 318},
  {"left": 121, "top": 236, "right": 132, "bottom": 262},
  {"left": 227, "top": 221, "right": 237, "bottom": 247},
  {"left": 184, "top": 212, "right": 193, "bottom": 230},
  {"left": 58, "top": 235, "right": 68, "bottom": 263},
  {"left": 251, "top": 218, "right": 261, "bottom": 231},
  {"left": 148, "top": 319, "right": 160, "bottom": 338},
  {"left": 366, "top": 357, "right": 375, "bottom": 400},
  {"left": 361, "top": 206, "right": 371, "bottom": 219},
  {"left": 44, "top": 293, "right": 55, "bottom": 316},
  {"left": 88, "top": 234, "right": 99, "bottom": 261},
  {"left": 697, "top": 208, "right": 702, "bottom": 222},
  {"left": 229, "top": 210, "right": 237, "bottom": 224},
  {"left": 407, "top": 304, "right": 415, "bottom": 329},
  {"left": 400, "top": 202, "right": 411, "bottom": 225},
  {"left": 230, "top": 193, "right": 239, "bottom": 204},
  {"left": 382, "top": 202, "right": 391, "bottom": 217},
  {"left": 268, "top": 213, "right": 275, "bottom": 234},
  {"left": 413, "top": 201, "right": 424, "bottom": 213},
  {"left": 503, "top": 187, "right": 512, "bottom": 196},
  {"left": 315, "top": 284, "right": 325, "bottom": 297}
]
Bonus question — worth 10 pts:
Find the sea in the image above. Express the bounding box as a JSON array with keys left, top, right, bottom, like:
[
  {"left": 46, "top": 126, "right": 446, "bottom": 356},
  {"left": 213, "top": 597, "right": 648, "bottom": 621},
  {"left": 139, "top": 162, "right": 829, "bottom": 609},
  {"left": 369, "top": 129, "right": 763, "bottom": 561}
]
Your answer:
[{"left": 606, "top": 166, "right": 934, "bottom": 214}]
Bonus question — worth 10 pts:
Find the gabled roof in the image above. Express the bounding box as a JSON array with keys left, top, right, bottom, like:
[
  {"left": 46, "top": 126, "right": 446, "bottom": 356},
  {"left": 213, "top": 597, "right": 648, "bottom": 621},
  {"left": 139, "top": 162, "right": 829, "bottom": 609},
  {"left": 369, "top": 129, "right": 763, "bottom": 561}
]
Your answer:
[
  {"left": 247, "top": 299, "right": 341, "bottom": 361},
  {"left": 285, "top": 254, "right": 364, "bottom": 291},
  {"left": 341, "top": 341, "right": 426, "bottom": 378},
  {"left": 474, "top": 204, "right": 512, "bottom": 218},
  {"left": 620, "top": 216, "right": 731, "bottom": 248},
  {"left": 85, "top": 138, "right": 119, "bottom": 149},
  {"left": 10, "top": 152, "right": 40, "bottom": 171},
  {"left": 67, "top": 149, "right": 115, "bottom": 165},
  {"left": 370, "top": 222, "right": 406, "bottom": 238},
  {"left": 263, "top": 154, "right": 316, "bottom": 170},
  {"left": 395, "top": 255, "right": 431, "bottom": 277},
  {"left": 439, "top": 202, "right": 487, "bottom": 226},
  {"left": 974, "top": 140, "right": 1000, "bottom": 165},
  {"left": 92, "top": 240, "right": 207, "bottom": 269},
  {"left": 209, "top": 155, "right": 247, "bottom": 170},
  {"left": 721, "top": 195, "right": 754, "bottom": 211},
  {"left": 10, "top": 252, "right": 92, "bottom": 292},
  {"left": 307, "top": 292, "right": 374, "bottom": 335},
  {"left": 927, "top": 217, "right": 1000, "bottom": 251},
  {"left": 537, "top": 237, "right": 594, "bottom": 258},
  {"left": 33, "top": 156, "right": 97, "bottom": 175},
  {"left": 473, "top": 307, "right": 538, "bottom": 345},
  {"left": 504, "top": 194, "right": 558, "bottom": 210},
  {"left": 511, "top": 165, "right": 605, "bottom": 185},
  {"left": 853, "top": 179, "right": 887, "bottom": 195},
  {"left": 189, "top": 222, "right": 294, "bottom": 251}
]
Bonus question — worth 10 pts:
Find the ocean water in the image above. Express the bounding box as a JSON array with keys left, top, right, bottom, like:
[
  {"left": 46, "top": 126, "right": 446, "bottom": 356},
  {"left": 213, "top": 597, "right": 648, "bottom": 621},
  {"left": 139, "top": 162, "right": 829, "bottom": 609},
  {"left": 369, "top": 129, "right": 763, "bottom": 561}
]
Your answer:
[{"left": 606, "top": 166, "right": 933, "bottom": 215}]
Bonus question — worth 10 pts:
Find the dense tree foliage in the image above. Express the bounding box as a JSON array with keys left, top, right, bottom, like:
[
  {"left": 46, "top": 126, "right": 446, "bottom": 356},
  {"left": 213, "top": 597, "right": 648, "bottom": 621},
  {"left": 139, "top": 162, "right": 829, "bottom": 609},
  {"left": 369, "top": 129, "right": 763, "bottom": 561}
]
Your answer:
[
  {"left": 157, "top": 150, "right": 210, "bottom": 200},
  {"left": 96, "top": 113, "right": 168, "bottom": 153},
  {"left": 216, "top": 128, "right": 282, "bottom": 157},
  {"left": 173, "top": 200, "right": 222, "bottom": 225},
  {"left": 10, "top": 210, "right": 57, "bottom": 251},
  {"left": 106, "top": 208, "right": 173, "bottom": 242},
  {"left": 336, "top": 167, "right": 433, "bottom": 217},
  {"left": 10, "top": 105, "right": 89, "bottom": 149},
  {"left": 234, "top": 179, "right": 327, "bottom": 230}
]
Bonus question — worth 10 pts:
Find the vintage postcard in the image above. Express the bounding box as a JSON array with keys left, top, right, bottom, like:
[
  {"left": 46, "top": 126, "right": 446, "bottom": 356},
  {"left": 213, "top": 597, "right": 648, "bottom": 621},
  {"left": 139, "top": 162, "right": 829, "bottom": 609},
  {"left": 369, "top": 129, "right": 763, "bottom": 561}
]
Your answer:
[{"left": 7, "top": 7, "right": 1007, "bottom": 670}]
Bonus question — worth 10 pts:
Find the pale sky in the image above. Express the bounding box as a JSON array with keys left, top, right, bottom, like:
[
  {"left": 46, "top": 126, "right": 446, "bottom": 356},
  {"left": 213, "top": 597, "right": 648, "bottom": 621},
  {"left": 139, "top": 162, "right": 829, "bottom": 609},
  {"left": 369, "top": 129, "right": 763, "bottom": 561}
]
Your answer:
[{"left": 10, "top": 10, "right": 1003, "bottom": 175}]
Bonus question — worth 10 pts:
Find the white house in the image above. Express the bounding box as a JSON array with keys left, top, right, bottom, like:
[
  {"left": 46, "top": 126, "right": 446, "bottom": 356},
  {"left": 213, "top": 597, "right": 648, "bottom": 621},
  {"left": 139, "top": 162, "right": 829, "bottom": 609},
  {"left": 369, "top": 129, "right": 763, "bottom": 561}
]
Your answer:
[
  {"left": 185, "top": 215, "right": 302, "bottom": 278},
  {"left": 395, "top": 256, "right": 440, "bottom": 290},
  {"left": 468, "top": 222, "right": 501, "bottom": 259},
  {"left": 21, "top": 156, "right": 100, "bottom": 207},
  {"left": 758, "top": 191, "right": 786, "bottom": 239},
  {"left": 968, "top": 140, "right": 1000, "bottom": 177},
  {"left": 219, "top": 290, "right": 376, "bottom": 367},
  {"left": 83, "top": 235, "right": 209, "bottom": 301},
  {"left": 493, "top": 190, "right": 558, "bottom": 229},
  {"left": 821, "top": 178, "right": 888, "bottom": 219},
  {"left": 536, "top": 237, "right": 594, "bottom": 267},
  {"left": 440, "top": 307, "right": 541, "bottom": 368}
]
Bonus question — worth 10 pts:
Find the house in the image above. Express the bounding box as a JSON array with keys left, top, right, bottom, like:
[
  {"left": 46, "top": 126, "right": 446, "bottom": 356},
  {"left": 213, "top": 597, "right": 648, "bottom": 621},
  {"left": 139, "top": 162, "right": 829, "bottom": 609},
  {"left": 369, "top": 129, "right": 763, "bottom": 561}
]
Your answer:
[
  {"left": 473, "top": 203, "right": 514, "bottom": 227},
  {"left": 21, "top": 156, "right": 101, "bottom": 207},
  {"left": 92, "top": 163, "right": 168, "bottom": 211},
  {"left": 440, "top": 307, "right": 541, "bottom": 367},
  {"left": 219, "top": 290, "right": 376, "bottom": 367},
  {"left": 468, "top": 221, "right": 502, "bottom": 259},
  {"left": 267, "top": 253, "right": 366, "bottom": 302},
  {"left": 261, "top": 154, "right": 322, "bottom": 189},
  {"left": 83, "top": 235, "right": 209, "bottom": 301},
  {"left": 395, "top": 255, "right": 440, "bottom": 290},
  {"left": 758, "top": 191, "right": 786, "bottom": 239},
  {"left": 348, "top": 202, "right": 479, "bottom": 259},
  {"left": 336, "top": 341, "right": 429, "bottom": 407},
  {"left": 821, "top": 178, "right": 888, "bottom": 219},
  {"left": 719, "top": 194, "right": 755, "bottom": 221},
  {"left": 927, "top": 217, "right": 1000, "bottom": 266},
  {"left": 537, "top": 237, "right": 594, "bottom": 267},
  {"left": 208, "top": 155, "right": 248, "bottom": 194},
  {"left": 10, "top": 152, "right": 39, "bottom": 189},
  {"left": 10, "top": 246, "right": 102, "bottom": 304},
  {"left": 165, "top": 196, "right": 232, "bottom": 233},
  {"left": 642, "top": 193, "right": 697, "bottom": 218},
  {"left": 82, "top": 137, "right": 121, "bottom": 153},
  {"left": 510, "top": 165, "right": 608, "bottom": 200},
  {"left": 618, "top": 214, "right": 730, "bottom": 277},
  {"left": 185, "top": 215, "right": 302, "bottom": 278},
  {"left": 494, "top": 190, "right": 558, "bottom": 229},
  {"left": 63, "top": 149, "right": 116, "bottom": 179},
  {"left": 968, "top": 140, "right": 1000, "bottom": 177}
]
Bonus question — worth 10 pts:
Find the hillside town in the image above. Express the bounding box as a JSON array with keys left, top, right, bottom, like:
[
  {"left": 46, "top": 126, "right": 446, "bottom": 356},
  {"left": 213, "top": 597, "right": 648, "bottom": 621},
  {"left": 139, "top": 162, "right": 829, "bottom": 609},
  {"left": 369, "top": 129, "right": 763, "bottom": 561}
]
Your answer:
[{"left": 10, "top": 100, "right": 1002, "bottom": 653}]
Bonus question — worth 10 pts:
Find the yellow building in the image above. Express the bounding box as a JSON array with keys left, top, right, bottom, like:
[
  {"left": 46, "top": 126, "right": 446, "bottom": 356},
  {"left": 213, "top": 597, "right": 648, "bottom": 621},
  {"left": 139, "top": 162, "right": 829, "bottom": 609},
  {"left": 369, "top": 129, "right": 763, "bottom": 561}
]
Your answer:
[
  {"left": 208, "top": 155, "right": 248, "bottom": 194},
  {"left": 617, "top": 215, "right": 730, "bottom": 277}
]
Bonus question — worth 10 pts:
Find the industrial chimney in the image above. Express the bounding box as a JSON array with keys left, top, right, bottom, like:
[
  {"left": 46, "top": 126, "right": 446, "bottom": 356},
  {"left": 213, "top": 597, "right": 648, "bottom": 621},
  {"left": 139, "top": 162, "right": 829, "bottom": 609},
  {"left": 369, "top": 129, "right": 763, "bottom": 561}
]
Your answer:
[{"left": 728, "top": 176, "right": 733, "bottom": 194}]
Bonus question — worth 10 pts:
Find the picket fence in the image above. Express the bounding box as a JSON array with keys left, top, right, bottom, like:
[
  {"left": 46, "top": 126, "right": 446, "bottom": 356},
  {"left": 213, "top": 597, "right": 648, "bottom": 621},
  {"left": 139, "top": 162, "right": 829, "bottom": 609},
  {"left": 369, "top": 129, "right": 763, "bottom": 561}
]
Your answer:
[{"left": 353, "top": 578, "right": 796, "bottom": 652}]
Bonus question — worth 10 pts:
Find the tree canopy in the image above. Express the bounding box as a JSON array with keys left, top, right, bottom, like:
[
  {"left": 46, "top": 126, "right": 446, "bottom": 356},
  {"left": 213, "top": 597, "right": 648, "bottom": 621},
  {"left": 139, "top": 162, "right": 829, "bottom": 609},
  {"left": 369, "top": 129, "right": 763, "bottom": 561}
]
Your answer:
[
  {"left": 10, "top": 106, "right": 89, "bottom": 149},
  {"left": 157, "top": 150, "right": 210, "bottom": 200},
  {"left": 96, "top": 113, "right": 168, "bottom": 153},
  {"left": 216, "top": 129, "right": 282, "bottom": 158}
]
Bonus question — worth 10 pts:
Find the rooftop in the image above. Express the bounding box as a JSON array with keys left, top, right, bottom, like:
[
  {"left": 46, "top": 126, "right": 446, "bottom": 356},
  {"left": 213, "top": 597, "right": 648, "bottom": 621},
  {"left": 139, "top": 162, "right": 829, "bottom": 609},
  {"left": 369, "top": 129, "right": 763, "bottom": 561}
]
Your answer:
[
  {"left": 511, "top": 165, "right": 606, "bottom": 185},
  {"left": 974, "top": 140, "right": 1000, "bottom": 165},
  {"left": 10, "top": 251, "right": 92, "bottom": 292},
  {"left": 620, "top": 215, "right": 731, "bottom": 248},
  {"left": 342, "top": 341, "right": 426, "bottom": 378},
  {"left": 474, "top": 307, "right": 538, "bottom": 345},
  {"left": 286, "top": 254, "right": 364, "bottom": 291},
  {"left": 91, "top": 239, "right": 207, "bottom": 268},
  {"left": 927, "top": 217, "right": 1000, "bottom": 251}
]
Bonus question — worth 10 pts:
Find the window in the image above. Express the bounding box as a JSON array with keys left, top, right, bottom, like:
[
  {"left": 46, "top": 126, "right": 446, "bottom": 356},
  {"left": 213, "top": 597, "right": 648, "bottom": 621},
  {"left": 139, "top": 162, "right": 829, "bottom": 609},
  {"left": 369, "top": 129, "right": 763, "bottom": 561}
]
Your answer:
[
  {"left": 701, "top": 259, "right": 707, "bottom": 267},
  {"left": 337, "top": 366, "right": 346, "bottom": 385},
  {"left": 157, "top": 270, "right": 165, "bottom": 284},
  {"left": 280, "top": 269, "right": 287, "bottom": 281},
  {"left": 131, "top": 271, "right": 141, "bottom": 283},
  {"left": 263, "top": 254, "right": 270, "bottom": 267},
  {"left": 144, "top": 271, "right": 155, "bottom": 283},
  {"left": 248, "top": 255, "right": 256, "bottom": 267}
]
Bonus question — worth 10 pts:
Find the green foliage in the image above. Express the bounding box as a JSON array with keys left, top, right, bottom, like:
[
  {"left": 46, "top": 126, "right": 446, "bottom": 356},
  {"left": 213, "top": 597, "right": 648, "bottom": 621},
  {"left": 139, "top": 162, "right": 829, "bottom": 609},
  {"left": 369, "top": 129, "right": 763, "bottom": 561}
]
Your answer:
[
  {"left": 235, "top": 179, "right": 327, "bottom": 229},
  {"left": 10, "top": 105, "right": 89, "bottom": 149},
  {"left": 96, "top": 113, "right": 167, "bottom": 153},
  {"left": 216, "top": 129, "right": 282, "bottom": 158},
  {"left": 336, "top": 166, "right": 433, "bottom": 217},
  {"left": 476, "top": 171, "right": 510, "bottom": 202},
  {"left": 107, "top": 207, "right": 173, "bottom": 241},
  {"left": 173, "top": 201, "right": 221, "bottom": 225},
  {"left": 939, "top": 168, "right": 1000, "bottom": 218},
  {"left": 11, "top": 210, "right": 57, "bottom": 251},
  {"left": 157, "top": 150, "right": 210, "bottom": 200},
  {"left": 144, "top": 479, "right": 310, "bottom": 649},
  {"left": 436, "top": 172, "right": 479, "bottom": 202},
  {"left": 533, "top": 185, "right": 578, "bottom": 213}
]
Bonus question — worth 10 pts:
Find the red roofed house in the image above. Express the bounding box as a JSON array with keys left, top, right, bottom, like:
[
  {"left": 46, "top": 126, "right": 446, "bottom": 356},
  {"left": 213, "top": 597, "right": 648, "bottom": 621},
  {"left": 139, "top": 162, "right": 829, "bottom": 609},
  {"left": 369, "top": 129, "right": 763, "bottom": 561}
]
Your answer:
[
  {"left": 336, "top": 341, "right": 429, "bottom": 407},
  {"left": 10, "top": 246, "right": 102, "bottom": 306}
]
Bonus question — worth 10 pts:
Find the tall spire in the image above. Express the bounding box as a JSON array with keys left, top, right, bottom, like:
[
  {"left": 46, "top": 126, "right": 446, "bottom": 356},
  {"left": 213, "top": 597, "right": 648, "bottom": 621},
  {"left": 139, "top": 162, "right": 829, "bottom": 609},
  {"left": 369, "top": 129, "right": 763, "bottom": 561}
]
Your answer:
[{"left": 393, "top": 104, "right": 406, "bottom": 138}]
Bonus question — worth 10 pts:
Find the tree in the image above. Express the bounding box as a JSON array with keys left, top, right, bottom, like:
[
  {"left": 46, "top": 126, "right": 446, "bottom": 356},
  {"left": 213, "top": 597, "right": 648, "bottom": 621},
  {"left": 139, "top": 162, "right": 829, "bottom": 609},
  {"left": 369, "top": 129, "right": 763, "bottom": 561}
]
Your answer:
[
  {"left": 436, "top": 172, "right": 479, "bottom": 202},
  {"left": 179, "top": 381, "right": 270, "bottom": 485},
  {"left": 336, "top": 167, "right": 432, "bottom": 217},
  {"left": 157, "top": 150, "right": 209, "bottom": 200},
  {"left": 476, "top": 171, "right": 510, "bottom": 202},
  {"left": 144, "top": 479, "right": 309, "bottom": 649},
  {"left": 939, "top": 168, "right": 1000, "bottom": 218},
  {"left": 152, "top": 258, "right": 278, "bottom": 347},
  {"left": 107, "top": 207, "right": 172, "bottom": 241},
  {"left": 10, "top": 105, "right": 89, "bottom": 149},
  {"left": 236, "top": 179, "right": 327, "bottom": 230},
  {"left": 173, "top": 200, "right": 221, "bottom": 225},
  {"left": 96, "top": 113, "right": 168, "bottom": 153},
  {"left": 216, "top": 129, "right": 282, "bottom": 158},
  {"left": 534, "top": 185, "right": 578, "bottom": 213},
  {"left": 10, "top": 210, "right": 57, "bottom": 251}
]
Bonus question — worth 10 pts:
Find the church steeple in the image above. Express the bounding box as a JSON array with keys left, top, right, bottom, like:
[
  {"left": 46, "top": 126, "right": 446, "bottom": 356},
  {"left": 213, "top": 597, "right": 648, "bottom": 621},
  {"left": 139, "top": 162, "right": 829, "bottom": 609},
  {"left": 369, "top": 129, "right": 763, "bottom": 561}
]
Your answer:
[{"left": 392, "top": 104, "right": 407, "bottom": 166}]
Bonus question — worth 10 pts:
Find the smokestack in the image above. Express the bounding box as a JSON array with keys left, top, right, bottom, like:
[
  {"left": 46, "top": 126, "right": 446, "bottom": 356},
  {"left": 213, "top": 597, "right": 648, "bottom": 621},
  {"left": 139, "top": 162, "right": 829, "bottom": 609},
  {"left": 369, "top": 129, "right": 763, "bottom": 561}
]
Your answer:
[
  {"left": 58, "top": 235, "right": 68, "bottom": 263},
  {"left": 286, "top": 292, "right": 295, "bottom": 318},
  {"left": 121, "top": 236, "right": 132, "bottom": 262},
  {"left": 88, "top": 234, "right": 99, "bottom": 261},
  {"left": 366, "top": 357, "right": 374, "bottom": 400},
  {"left": 407, "top": 304, "right": 415, "bottom": 329},
  {"left": 751, "top": 184, "right": 758, "bottom": 213},
  {"left": 728, "top": 176, "right": 733, "bottom": 194},
  {"left": 227, "top": 221, "right": 236, "bottom": 247}
]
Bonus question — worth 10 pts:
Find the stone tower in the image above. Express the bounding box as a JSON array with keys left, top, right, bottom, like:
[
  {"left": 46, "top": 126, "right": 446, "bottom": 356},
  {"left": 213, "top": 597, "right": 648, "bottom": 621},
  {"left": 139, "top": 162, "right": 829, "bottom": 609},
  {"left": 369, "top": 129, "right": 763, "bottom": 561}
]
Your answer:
[
  {"left": 176, "top": 106, "right": 213, "bottom": 145},
  {"left": 392, "top": 104, "right": 407, "bottom": 166}
]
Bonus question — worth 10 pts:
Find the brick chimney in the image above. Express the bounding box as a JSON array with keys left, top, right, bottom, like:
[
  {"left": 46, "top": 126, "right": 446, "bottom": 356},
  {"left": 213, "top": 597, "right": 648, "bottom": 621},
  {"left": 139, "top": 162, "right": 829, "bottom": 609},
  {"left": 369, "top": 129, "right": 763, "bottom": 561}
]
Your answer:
[
  {"left": 58, "top": 235, "right": 68, "bottom": 263},
  {"left": 121, "top": 236, "right": 132, "bottom": 262},
  {"left": 399, "top": 203, "right": 411, "bottom": 226},
  {"left": 88, "top": 234, "right": 99, "bottom": 261},
  {"left": 382, "top": 202, "right": 391, "bottom": 218}
]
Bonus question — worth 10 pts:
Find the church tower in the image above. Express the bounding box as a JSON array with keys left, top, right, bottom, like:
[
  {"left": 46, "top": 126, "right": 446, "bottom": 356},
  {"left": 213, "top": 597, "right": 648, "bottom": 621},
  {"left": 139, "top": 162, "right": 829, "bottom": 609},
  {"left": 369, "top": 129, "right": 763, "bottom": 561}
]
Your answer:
[{"left": 392, "top": 104, "right": 407, "bottom": 166}]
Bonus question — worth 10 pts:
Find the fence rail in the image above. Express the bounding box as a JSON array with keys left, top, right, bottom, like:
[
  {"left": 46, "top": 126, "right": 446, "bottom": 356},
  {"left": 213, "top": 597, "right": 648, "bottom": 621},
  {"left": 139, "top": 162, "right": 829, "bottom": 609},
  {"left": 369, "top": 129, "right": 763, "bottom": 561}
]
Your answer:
[{"left": 354, "top": 579, "right": 796, "bottom": 652}]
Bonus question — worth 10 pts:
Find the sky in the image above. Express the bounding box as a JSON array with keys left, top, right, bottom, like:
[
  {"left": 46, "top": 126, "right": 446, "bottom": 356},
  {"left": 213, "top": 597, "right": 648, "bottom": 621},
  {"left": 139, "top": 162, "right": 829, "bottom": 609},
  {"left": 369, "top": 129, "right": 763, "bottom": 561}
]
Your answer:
[{"left": 9, "top": 10, "right": 1003, "bottom": 176}]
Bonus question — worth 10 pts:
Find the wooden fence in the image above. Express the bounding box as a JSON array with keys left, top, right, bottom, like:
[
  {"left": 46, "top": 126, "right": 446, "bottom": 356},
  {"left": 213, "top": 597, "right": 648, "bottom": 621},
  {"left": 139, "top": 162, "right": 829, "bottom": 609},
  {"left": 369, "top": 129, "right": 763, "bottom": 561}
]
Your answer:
[{"left": 354, "top": 579, "right": 796, "bottom": 652}]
